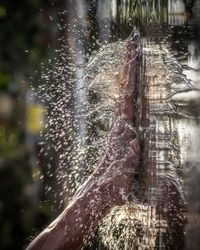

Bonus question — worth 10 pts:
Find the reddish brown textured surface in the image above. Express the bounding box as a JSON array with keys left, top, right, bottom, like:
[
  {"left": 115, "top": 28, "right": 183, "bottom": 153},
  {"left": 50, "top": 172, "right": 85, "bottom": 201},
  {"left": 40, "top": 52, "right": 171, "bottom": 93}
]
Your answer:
[{"left": 26, "top": 39, "right": 140, "bottom": 250}]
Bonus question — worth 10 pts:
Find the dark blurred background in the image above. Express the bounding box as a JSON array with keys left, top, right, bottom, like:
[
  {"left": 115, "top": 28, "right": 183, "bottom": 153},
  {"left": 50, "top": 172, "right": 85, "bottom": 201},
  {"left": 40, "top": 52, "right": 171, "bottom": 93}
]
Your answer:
[{"left": 0, "top": 1, "right": 67, "bottom": 249}]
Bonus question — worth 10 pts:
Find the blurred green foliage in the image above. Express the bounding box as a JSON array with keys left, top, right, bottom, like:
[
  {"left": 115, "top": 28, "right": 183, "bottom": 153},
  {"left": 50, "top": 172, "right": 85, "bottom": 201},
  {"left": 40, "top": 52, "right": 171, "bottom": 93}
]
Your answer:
[
  {"left": 0, "top": 0, "right": 51, "bottom": 92},
  {"left": 0, "top": 127, "right": 19, "bottom": 158}
]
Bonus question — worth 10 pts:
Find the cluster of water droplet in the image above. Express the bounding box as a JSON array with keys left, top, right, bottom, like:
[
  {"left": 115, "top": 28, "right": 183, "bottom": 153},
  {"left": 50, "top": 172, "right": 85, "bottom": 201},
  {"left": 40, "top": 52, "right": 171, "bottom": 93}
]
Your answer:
[
  {"left": 34, "top": 37, "right": 128, "bottom": 210},
  {"left": 98, "top": 204, "right": 167, "bottom": 249}
]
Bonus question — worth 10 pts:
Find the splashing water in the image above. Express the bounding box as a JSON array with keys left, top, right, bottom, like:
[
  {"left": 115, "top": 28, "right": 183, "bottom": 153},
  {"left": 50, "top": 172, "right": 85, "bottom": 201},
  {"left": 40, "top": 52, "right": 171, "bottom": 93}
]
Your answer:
[
  {"left": 99, "top": 204, "right": 167, "bottom": 249},
  {"left": 36, "top": 24, "right": 188, "bottom": 250},
  {"left": 35, "top": 38, "right": 129, "bottom": 209},
  {"left": 31, "top": 0, "right": 200, "bottom": 249}
]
